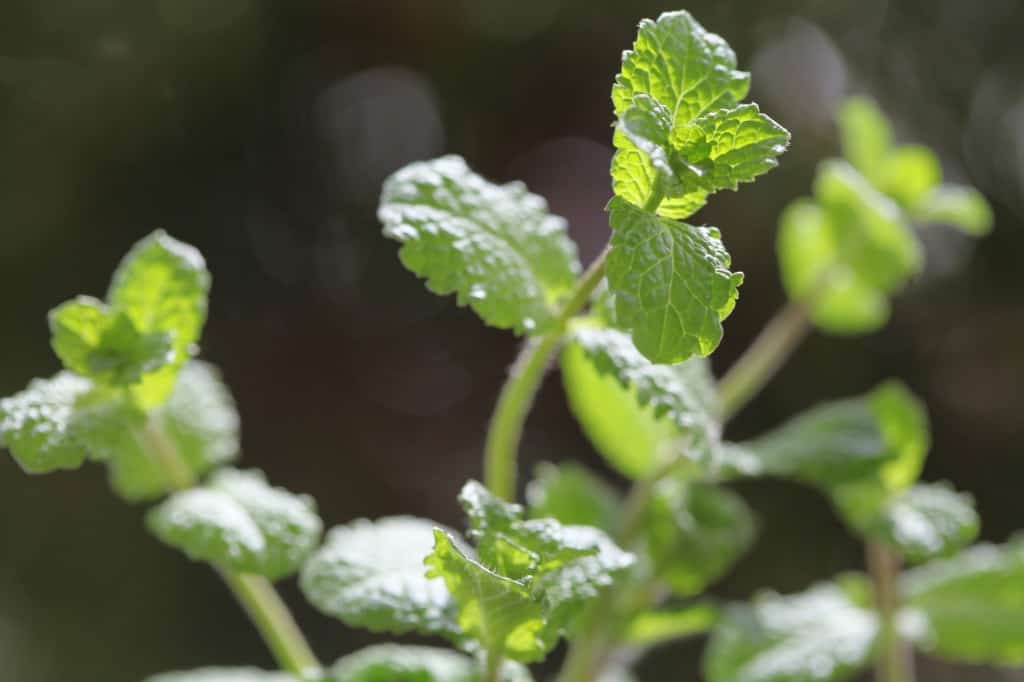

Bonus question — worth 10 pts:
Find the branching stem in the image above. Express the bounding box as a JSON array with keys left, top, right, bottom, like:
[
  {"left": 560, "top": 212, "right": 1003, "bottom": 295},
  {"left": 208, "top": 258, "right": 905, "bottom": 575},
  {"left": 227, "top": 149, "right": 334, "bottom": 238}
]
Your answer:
[{"left": 139, "top": 415, "right": 321, "bottom": 676}]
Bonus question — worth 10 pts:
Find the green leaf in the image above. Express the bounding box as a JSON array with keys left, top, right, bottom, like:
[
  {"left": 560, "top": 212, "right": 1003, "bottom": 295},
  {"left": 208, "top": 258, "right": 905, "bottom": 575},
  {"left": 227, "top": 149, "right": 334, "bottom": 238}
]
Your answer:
[
  {"left": 426, "top": 529, "right": 550, "bottom": 662},
  {"left": 609, "top": 12, "right": 788, "bottom": 219},
  {"left": 624, "top": 602, "right": 720, "bottom": 648},
  {"left": 606, "top": 197, "right": 743, "bottom": 364},
  {"left": 669, "top": 103, "right": 790, "bottom": 194},
  {"left": 874, "top": 144, "right": 941, "bottom": 210},
  {"left": 777, "top": 161, "right": 922, "bottom": 334},
  {"left": 837, "top": 96, "right": 891, "bottom": 181},
  {"left": 610, "top": 10, "right": 751, "bottom": 219},
  {"left": 49, "top": 296, "right": 173, "bottom": 385},
  {"left": 0, "top": 372, "right": 92, "bottom": 473},
  {"left": 726, "top": 380, "right": 928, "bottom": 490},
  {"left": 644, "top": 480, "right": 756, "bottom": 596},
  {"left": 833, "top": 481, "right": 978, "bottom": 564},
  {"left": 145, "top": 669, "right": 293, "bottom": 682},
  {"left": 568, "top": 325, "right": 722, "bottom": 473},
  {"left": 703, "top": 579, "right": 878, "bottom": 682},
  {"left": 378, "top": 155, "right": 580, "bottom": 335},
  {"left": 430, "top": 481, "right": 634, "bottom": 661},
  {"left": 147, "top": 468, "right": 322, "bottom": 580},
  {"left": 913, "top": 184, "right": 994, "bottom": 236},
  {"left": 107, "top": 230, "right": 212, "bottom": 406},
  {"left": 299, "top": 516, "right": 459, "bottom": 638},
  {"left": 71, "top": 361, "right": 240, "bottom": 501},
  {"left": 560, "top": 337, "right": 678, "bottom": 480},
  {"left": 330, "top": 644, "right": 534, "bottom": 682},
  {"left": 525, "top": 461, "right": 621, "bottom": 533},
  {"left": 902, "top": 538, "right": 1024, "bottom": 665}
]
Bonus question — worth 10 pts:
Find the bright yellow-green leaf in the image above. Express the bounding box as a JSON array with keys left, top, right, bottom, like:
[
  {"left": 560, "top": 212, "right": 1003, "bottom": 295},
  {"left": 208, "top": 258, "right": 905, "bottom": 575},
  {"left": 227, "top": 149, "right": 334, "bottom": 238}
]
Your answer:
[{"left": 914, "top": 184, "right": 994, "bottom": 236}]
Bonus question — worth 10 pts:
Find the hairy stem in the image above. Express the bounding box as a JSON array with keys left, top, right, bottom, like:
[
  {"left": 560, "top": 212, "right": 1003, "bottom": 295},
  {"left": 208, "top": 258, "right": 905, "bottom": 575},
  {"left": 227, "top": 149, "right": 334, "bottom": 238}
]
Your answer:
[
  {"left": 483, "top": 244, "right": 611, "bottom": 500},
  {"left": 717, "top": 299, "right": 810, "bottom": 421},
  {"left": 867, "top": 542, "right": 914, "bottom": 682},
  {"left": 139, "top": 415, "right": 321, "bottom": 676}
]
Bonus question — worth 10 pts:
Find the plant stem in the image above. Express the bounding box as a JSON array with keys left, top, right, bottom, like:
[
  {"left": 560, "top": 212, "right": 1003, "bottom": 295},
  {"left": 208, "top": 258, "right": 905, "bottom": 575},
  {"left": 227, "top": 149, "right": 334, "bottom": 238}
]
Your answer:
[
  {"left": 139, "top": 415, "right": 321, "bottom": 676},
  {"left": 484, "top": 649, "right": 504, "bottom": 682},
  {"left": 867, "top": 542, "right": 914, "bottom": 682},
  {"left": 717, "top": 299, "right": 810, "bottom": 422},
  {"left": 483, "top": 244, "right": 611, "bottom": 500}
]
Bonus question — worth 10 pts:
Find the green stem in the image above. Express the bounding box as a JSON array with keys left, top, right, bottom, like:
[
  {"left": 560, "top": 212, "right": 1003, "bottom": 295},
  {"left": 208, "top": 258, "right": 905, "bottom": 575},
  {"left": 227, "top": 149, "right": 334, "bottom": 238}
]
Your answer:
[
  {"left": 139, "top": 415, "right": 321, "bottom": 676},
  {"left": 483, "top": 244, "right": 611, "bottom": 500},
  {"left": 717, "top": 299, "right": 810, "bottom": 422},
  {"left": 483, "top": 649, "right": 504, "bottom": 682},
  {"left": 867, "top": 542, "right": 914, "bottom": 682}
]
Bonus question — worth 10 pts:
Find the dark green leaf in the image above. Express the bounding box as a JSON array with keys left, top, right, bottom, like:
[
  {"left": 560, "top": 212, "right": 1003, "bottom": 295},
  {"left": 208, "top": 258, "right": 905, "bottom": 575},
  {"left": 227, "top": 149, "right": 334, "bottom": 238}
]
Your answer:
[
  {"left": 378, "top": 155, "right": 580, "bottom": 335},
  {"left": 147, "top": 468, "right": 322, "bottom": 579},
  {"left": 644, "top": 481, "right": 756, "bottom": 596},
  {"left": 902, "top": 538, "right": 1024, "bottom": 665},
  {"left": 606, "top": 197, "right": 743, "bottom": 364},
  {"left": 300, "top": 516, "right": 459, "bottom": 638},
  {"left": 526, "top": 461, "right": 621, "bottom": 533}
]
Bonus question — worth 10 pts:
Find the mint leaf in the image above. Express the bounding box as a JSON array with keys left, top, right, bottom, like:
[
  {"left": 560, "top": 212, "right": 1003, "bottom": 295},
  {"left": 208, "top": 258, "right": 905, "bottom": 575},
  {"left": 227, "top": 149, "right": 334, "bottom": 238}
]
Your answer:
[
  {"left": 833, "top": 481, "right": 978, "bottom": 564},
  {"left": 330, "top": 644, "right": 534, "bottom": 682},
  {"left": 624, "top": 602, "right": 720, "bottom": 648},
  {"left": 107, "top": 230, "right": 212, "bottom": 406},
  {"left": 837, "top": 96, "right": 891, "bottom": 181},
  {"left": 49, "top": 296, "right": 173, "bottom": 385},
  {"left": 145, "top": 670, "right": 292, "bottom": 682},
  {"left": 0, "top": 372, "right": 92, "bottom": 473},
  {"left": 726, "top": 380, "right": 928, "bottom": 490},
  {"left": 703, "top": 579, "right": 878, "bottom": 682},
  {"left": 644, "top": 480, "right": 755, "bottom": 596},
  {"left": 913, "top": 184, "right": 994, "bottom": 236},
  {"left": 560, "top": 336, "right": 678, "bottom": 480},
  {"left": 72, "top": 361, "right": 240, "bottom": 501},
  {"left": 610, "top": 10, "right": 752, "bottom": 218},
  {"left": 526, "top": 461, "right": 621, "bottom": 533},
  {"left": 669, "top": 103, "right": 789, "bottom": 194},
  {"left": 569, "top": 325, "right": 722, "bottom": 472},
  {"left": 428, "top": 481, "right": 634, "bottom": 661},
  {"left": 378, "top": 155, "right": 580, "bottom": 335},
  {"left": 300, "top": 516, "right": 459, "bottom": 638},
  {"left": 777, "top": 161, "right": 922, "bottom": 334},
  {"left": 873, "top": 144, "right": 941, "bottom": 210},
  {"left": 426, "top": 529, "right": 550, "bottom": 662},
  {"left": 147, "top": 468, "right": 322, "bottom": 579},
  {"left": 902, "top": 538, "right": 1024, "bottom": 665},
  {"left": 606, "top": 197, "right": 743, "bottom": 363}
]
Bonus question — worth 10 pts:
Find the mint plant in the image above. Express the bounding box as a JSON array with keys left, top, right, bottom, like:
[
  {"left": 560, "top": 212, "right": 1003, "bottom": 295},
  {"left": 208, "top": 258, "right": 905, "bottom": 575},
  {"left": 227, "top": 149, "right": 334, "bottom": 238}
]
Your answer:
[{"left": 0, "top": 9, "right": 1012, "bottom": 682}]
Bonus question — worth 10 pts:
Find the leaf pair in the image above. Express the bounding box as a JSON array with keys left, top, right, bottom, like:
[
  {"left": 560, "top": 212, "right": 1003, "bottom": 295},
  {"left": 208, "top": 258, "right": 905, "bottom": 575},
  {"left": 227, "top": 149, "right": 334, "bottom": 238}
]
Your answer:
[{"left": 704, "top": 539, "right": 1024, "bottom": 682}]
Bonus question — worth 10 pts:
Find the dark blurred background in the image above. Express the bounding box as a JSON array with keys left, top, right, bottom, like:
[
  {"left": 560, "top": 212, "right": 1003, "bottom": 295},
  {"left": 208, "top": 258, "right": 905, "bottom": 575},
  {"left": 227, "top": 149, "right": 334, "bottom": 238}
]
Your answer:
[{"left": 1, "top": 1, "right": 1022, "bottom": 680}]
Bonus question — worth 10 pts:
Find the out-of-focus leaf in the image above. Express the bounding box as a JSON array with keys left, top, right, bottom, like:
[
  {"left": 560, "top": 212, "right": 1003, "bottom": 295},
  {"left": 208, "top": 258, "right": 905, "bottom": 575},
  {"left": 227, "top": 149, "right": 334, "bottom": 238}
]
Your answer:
[
  {"left": 624, "top": 602, "right": 720, "bottom": 648},
  {"left": 378, "top": 155, "right": 580, "bottom": 335},
  {"left": 913, "top": 185, "right": 994, "bottom": 236},
  {"left": 837, "top": 96, "right": 891, "bottom": 181},
  {"left": 902, "top": 538, "right": 1024, "bottom": 665},
  {"left": 0, "top": 372, "right": 92, "bottom": 474},
  {"left": 606, "top": 197, "right": 743, "bottom": 364},
  {"left": 644, "top": 480, "right": 756, "bottom": 596},
  {"left": 703, "top": 579, "right": 878, "bottom": 682},
  {"left": 526, "top": 461, "right": 621, "bottom": 533},
  {"left": 833, "top": 481, "right": 978, "bottom": 564},
  {"left": 147, "top": 468, "right": 322, "bottom": 580},
  {"left": 330, "top": 644, "right": 534, "bottom": 682},
  {"left": 874, "top": 144, "right": 941, "bottom": 210},
  {"left": 300, "top": 516, "right": 459, "bottom": 638},
  {"left": 567, "top": 325, "right": 721, "bottom": 474},
  {"left": 145, "top": 669, "right": 292, "bottom": 682}
]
